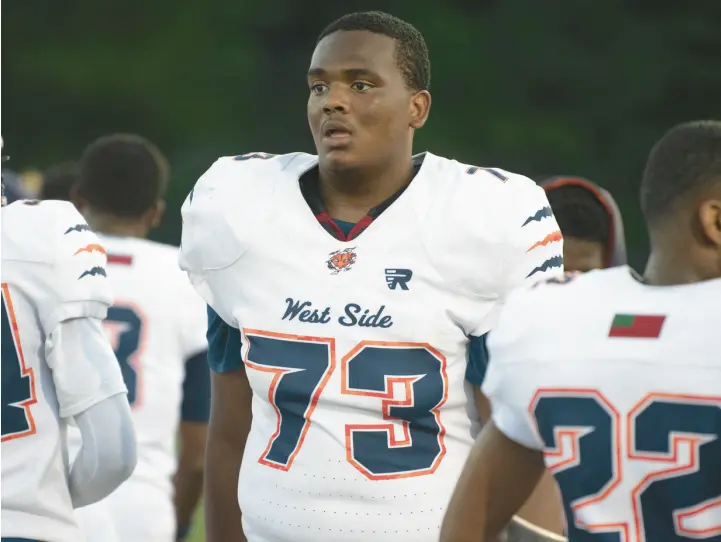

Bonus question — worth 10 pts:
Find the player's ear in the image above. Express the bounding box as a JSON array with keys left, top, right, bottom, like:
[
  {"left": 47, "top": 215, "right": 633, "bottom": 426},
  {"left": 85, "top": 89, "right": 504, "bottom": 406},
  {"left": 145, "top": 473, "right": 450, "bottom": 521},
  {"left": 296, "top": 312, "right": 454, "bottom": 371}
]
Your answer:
[
  {"left": 409, "top": 90, "right": 431, "bottom": 130},
  {"left": 147, "top": 199, "right": 166, "bottom": 229},
  {"left": 698, "top": 197, "right": 721, "bottom": 247}
]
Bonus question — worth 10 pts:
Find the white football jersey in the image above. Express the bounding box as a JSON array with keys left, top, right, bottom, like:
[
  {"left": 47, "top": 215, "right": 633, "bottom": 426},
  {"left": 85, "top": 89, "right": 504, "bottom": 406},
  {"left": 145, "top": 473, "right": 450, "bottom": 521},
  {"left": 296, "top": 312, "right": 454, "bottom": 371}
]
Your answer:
[
  {"left": 180, "top": 151, "right": 564, "bottom": 542},
  {"left": 69, "top": 235, "right": 208, "bottom": 497},
  {"left": 1, "top": 200, "right": 125, "bottom": 542},
  {"left": 483, "top": 266, "right": 721, "bottom": 541}
]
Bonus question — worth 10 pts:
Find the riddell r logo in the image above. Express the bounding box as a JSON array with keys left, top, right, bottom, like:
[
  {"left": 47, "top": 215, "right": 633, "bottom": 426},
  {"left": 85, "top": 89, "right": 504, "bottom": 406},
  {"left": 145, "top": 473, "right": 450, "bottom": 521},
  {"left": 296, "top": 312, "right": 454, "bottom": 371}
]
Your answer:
[{"left": 385, "top": 269, "right": 412, "bottom": 290}]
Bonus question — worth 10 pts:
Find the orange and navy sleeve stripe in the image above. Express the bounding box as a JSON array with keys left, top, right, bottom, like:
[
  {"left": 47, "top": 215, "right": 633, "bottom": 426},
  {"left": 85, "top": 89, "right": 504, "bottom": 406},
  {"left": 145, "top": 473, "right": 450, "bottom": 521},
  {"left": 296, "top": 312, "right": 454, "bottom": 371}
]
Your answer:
[{"left": 520, "top": 204, "right": 563, "bottom": 279}]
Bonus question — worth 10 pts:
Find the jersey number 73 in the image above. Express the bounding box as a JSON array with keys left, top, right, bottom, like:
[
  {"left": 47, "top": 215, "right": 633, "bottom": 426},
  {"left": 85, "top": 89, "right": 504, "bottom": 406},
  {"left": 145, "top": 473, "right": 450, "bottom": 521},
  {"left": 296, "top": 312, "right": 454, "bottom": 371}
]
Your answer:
[{"left": 243, "top": 329, "right": 449, "bottom": 481}]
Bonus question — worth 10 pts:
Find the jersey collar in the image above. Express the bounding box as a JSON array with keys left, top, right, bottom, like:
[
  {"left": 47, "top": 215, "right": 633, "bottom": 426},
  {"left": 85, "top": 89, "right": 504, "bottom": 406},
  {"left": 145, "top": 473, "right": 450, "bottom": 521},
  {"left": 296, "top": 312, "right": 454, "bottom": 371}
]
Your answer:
[{"left": 299, "top": 155, "right": 424, "bottom": 241}]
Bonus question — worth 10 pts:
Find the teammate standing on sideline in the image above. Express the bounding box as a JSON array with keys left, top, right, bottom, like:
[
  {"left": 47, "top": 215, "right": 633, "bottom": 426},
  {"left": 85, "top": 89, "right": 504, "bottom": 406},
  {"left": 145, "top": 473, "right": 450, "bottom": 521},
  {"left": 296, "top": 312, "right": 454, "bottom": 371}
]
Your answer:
[
  {"left": 181, "top": 11, "right": 565, "bottom": 542},
  {"left": 1, "top": 137, "right": 137, "bottom": 542},
  {"left": 542, "top": 176, "right": 627, "bottom": 272},
  {"left": 441, "top": 120, "right": 721, "bottom": 541},
  {"left": 70, "top": 134, "right": 210, "bottom": 542}
]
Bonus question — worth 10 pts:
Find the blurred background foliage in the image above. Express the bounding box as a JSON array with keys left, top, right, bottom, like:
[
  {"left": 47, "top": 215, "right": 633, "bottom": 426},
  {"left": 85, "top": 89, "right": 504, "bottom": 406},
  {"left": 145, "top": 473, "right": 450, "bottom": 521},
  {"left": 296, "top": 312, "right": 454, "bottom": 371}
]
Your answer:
[{"left": 4, "top": 0, "right": 721, "bottom": 270}]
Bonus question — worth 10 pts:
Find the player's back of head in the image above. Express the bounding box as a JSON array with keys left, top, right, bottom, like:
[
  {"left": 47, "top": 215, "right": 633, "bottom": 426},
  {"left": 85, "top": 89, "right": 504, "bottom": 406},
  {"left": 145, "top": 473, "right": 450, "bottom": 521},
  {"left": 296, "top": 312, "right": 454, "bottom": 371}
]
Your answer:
[
  {"left": 316, "top": 11, "right": 430, "bottom": 92},
  {"left": 640, "top": 121, "right": 721, "bottom": 233},
  {"left": 544, "top": 180, "right": 612, "bottom": 272},
  {"left": 40, "top": 161, "right": 78, "bottom": 201},
  {"left": 75, "top": 133, "right": 169, "bottom": 218}
]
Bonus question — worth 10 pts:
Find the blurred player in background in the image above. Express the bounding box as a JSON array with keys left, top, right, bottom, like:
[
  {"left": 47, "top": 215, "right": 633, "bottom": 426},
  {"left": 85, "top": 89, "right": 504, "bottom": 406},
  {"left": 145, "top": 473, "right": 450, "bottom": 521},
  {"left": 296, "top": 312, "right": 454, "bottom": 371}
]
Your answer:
[
  {"left": 180, "top": 11, "right": 564, "bottom": 542},
  {"left": 440, "top": 120, "right": 721, "bottom": 540},
  {"left": 70, "top": 134, "right": 210, "bottom": 542},
  {"left": 542, "top": 177, "right": 627, "bottom": 272},
  {"left": 39, "top": 161, "right": 78, "bottom": 201},
  {"left": 1, "top": 137, "right": 137, "bottom": 542}
]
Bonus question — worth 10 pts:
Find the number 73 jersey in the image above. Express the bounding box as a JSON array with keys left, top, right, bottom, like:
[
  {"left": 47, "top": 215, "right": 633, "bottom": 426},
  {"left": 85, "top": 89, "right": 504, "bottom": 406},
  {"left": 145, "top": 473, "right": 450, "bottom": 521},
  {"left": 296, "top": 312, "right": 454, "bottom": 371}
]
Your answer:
[
  {"left": 483, "top": 267, "right": 721, "bottom": 542},
  {"left": 180, "top": 152, "right": 563, "bottom": 541}
]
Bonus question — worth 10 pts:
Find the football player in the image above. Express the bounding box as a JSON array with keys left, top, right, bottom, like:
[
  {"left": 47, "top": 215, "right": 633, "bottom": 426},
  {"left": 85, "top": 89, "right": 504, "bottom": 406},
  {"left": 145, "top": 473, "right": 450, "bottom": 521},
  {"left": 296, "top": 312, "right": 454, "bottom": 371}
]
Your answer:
[
  {"left": 39, "top": 161, "right": 78, "bottom": 202},
  {"left": 440, "top": 120, "right": 721, "bottom": 541},
  {"left": 180, "top": 11, "right": 565, "bottom": 542},
  {"left": 1, "top": 139, "right": 137, "bottom": 542},
  {"left": 542, "top": 177, "right": 627, "bottom": 272},
  {"left": 69, "top": 134, "right": 210, "bottom": 542}
]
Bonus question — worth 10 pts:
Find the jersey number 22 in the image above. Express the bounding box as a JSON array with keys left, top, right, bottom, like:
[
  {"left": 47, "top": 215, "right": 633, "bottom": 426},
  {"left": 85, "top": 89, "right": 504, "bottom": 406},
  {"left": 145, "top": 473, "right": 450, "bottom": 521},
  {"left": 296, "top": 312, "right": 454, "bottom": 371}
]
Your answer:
[{"left": 533, "top": 389, "right": 721, "bottom": 542}]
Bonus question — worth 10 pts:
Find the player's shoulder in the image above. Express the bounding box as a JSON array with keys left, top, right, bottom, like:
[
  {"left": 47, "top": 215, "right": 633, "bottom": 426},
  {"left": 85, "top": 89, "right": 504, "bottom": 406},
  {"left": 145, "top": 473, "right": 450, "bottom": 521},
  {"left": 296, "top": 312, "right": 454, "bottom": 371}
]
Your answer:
[
  {"left": 133, "top": 238, "right": 196, "bottom": 287},
  {"left": 492, "top": 267, "right": 629, "bottom": 345},
  {"left": 428, "top": 154, "right": 547, "bottom": 230},
  {"left": 180, "top": 151, "right": 315, "bottom": 273},
  {"left": 188, "top": 151, "right": 315, "bottom": 199},
  {"left": 2, "top": 199, "right": 100, "bottom": 265},
  {"left": 2, "top": 200, "right": 112, "bottom": 329},
  {"left": 432, "top": 154, "right": 540, "bottom": 197}
]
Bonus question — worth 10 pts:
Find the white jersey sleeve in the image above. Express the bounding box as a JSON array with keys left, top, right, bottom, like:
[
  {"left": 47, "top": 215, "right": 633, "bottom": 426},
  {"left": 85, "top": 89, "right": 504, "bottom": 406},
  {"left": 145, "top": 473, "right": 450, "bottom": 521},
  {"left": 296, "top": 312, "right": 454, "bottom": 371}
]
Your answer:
[
  {"left": 46, "top": 316, "right": 128, "bottom": 419},
  {"left": 179, "top": 152, "right": 303, "bottom": 326},
  {"left": 179, "top": 286, "right": 209, "bottom": 359},
  {"left": 496, "top": 174, "right": 564, "bottom": 295},
  {"left": 179, "top": 157, "right": 248, "bottom": 326},
  {"left": 481, "top": 279, "right": 553, "bottom": 450},
  {"left": 21, "top": 200, "right": 114, "bottom": 331},
  {"left": 450, "top": 168, "right": 563, "bottom": 337}
]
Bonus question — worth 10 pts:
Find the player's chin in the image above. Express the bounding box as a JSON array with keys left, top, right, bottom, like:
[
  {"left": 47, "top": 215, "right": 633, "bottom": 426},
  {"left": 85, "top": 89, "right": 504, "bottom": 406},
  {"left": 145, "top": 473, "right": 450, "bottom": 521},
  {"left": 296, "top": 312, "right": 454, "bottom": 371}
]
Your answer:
[{"left": 318, "top": 145, "right": 360, "bottom": 171}]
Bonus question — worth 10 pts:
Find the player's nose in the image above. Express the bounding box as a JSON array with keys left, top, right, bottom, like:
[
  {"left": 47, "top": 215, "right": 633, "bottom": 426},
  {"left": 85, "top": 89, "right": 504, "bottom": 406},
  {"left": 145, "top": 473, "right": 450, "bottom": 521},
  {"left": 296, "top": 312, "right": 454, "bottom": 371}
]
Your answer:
[{"left": 322, "top": 85, "right": 350, "bottom": 115}]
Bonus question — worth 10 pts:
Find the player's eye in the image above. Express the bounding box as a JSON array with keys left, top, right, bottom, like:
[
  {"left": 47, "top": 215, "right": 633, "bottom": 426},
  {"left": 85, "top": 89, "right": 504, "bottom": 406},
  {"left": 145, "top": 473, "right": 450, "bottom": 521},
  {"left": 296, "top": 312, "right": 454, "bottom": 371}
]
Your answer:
[
  {"left": 310, "top": 83, "right": 328, "bottom": 95},
  {"left": 351, "top": 81, "right": 373, "bottom": 92}
]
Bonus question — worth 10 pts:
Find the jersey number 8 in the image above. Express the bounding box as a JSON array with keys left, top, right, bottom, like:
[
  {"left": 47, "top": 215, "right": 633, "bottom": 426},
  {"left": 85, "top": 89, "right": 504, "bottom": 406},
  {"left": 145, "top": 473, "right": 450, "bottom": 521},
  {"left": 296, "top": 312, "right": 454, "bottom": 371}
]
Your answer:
[{"left": 105, "top": 305, "right": 144, "bottom": 407}]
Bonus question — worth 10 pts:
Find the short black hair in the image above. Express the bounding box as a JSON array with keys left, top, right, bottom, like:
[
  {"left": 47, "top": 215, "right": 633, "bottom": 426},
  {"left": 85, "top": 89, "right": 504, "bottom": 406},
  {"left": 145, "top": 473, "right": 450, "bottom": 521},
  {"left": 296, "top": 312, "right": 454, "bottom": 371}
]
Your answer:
[
  {"left": 317, "top": 11, "right": 430, "bottom": 91},
  {"left": 546, "top": 184, "right": 611, "bottom": 248},
  {"left": 76, "top": 133, "right": 169, "bottom": 218},
  {"left": 641, "top": 120, "right": 721, "bottom": 225},
  {"left": 40, "top": 161, "right": 78, "bottom": 201}
]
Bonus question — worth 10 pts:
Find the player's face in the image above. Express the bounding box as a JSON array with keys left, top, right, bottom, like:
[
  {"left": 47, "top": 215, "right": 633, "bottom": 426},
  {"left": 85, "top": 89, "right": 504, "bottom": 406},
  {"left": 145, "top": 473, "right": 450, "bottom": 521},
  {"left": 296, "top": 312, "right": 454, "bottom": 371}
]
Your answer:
[
  {"left": 563, "top": 237, "right": 605, "bottom": 272},
  {"left": 307, "top": 30, "right": 429, "bottom": 171}
]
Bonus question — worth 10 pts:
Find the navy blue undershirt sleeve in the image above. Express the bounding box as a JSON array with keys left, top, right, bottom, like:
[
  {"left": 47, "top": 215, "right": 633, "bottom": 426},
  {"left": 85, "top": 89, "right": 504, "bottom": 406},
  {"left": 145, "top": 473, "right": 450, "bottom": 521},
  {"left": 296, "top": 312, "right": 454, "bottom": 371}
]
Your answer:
[
  {"left": 465, "top": 333, "right": 490, "bottom": 386},
  {"left": 180, "top": 350, "right": 210, "bottom": 423},
  {"left": 206, "top": 305, "right": 243, "bottom": 373}
]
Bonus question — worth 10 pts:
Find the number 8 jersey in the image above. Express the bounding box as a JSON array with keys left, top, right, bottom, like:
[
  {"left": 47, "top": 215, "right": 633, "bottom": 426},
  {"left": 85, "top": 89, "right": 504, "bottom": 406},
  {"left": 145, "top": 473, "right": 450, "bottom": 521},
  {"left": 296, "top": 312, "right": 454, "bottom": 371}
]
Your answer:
[{"left": 180, "top": 152, "right": 564, "bottom": 542}]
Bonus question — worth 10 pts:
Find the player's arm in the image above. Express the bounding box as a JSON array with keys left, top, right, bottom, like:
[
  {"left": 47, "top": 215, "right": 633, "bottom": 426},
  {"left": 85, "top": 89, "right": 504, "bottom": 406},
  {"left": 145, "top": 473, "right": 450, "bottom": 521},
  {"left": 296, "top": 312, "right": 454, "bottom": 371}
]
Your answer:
[
  {"left": 447, "top": 310, "right": 556, "bottom": 542},
  {"left": 47, "top": 318, "right": 136, "bottom": 507},
  {"left": 467, "top": 180, "right": 564, "bottom": 532},
  {"left": 174, "top": 350, "right": 210, "bottom": 541},
  {"left": 440, "top": 421, "right": 546, "bottom": 542},
  {"left": 40, "top": 204, "right": 137, "bottom": 507},
  {"left": 204, "top": 307, "right": 252, "bottom": 542}
]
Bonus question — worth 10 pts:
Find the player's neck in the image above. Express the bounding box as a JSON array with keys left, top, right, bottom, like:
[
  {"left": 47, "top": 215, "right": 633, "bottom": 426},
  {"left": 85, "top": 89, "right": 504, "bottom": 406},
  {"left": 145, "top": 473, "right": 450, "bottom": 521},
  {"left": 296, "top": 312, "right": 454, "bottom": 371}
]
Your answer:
[
  {"left": 643, "top": 249, "right": 720, "bottom": 286},
  {"left": 82, "top": 209, "right": 149, "bottom": 240},
  {"left": 318, "top": 157, "right": 414, "bottom": 223}
]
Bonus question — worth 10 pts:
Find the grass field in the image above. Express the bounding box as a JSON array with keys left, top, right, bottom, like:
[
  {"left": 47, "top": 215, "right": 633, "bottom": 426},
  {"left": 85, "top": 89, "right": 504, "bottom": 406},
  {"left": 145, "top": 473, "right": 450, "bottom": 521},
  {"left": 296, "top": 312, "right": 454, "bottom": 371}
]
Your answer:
[{"left": 187, "top": 504, "right": 205, "bottom": 542}]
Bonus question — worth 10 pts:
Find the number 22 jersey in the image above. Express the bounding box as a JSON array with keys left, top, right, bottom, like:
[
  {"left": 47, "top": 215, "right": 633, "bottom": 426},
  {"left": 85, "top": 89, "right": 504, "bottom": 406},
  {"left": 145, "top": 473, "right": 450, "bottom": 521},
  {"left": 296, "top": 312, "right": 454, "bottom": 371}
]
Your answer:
[
  {"left": 179, "top": 151, "right": 564, "bottom": 542},
  {"left": 483, "top": 267, "right": 721, "bottom": 541}
]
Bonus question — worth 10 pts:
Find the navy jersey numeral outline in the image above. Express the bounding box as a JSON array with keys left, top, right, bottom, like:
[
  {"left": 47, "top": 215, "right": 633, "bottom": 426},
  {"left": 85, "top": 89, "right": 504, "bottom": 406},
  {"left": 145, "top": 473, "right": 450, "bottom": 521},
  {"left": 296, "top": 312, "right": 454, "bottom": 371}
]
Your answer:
[
  {"left": 104, "top": 304, "right": 145, "bottom": 407},
  {"left": 242, "top": 329, "right": 449, "bottom": 480},
  {"left": 1, "top": 283, "right": 38, "bottom": 441},
  {"left": 530, "top": 388, "right": 721, "bottom": 542}
]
